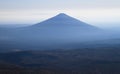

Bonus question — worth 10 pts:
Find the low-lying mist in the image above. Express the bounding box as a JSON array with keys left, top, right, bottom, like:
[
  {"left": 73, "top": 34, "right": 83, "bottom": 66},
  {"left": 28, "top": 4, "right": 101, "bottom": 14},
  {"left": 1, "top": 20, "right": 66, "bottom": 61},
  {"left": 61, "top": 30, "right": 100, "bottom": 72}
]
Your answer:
[{"left": 0, "top": 25, "right": 120, "bottom": 52}]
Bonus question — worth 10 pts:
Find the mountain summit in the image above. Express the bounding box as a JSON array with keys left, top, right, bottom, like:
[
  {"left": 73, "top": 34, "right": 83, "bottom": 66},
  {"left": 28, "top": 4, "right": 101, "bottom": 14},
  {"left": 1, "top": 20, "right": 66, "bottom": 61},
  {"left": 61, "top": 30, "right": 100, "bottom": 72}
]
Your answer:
[{"left": 54, "top": 13, "right": 69, "bottom": 17}]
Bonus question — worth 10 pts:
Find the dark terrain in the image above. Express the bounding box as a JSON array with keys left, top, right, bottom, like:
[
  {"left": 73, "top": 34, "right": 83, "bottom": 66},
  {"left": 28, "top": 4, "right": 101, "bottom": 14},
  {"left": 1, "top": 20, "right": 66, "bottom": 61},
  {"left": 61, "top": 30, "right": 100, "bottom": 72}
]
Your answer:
[{"left": 1, "top": 40, "right": 120, "bottom": 74}]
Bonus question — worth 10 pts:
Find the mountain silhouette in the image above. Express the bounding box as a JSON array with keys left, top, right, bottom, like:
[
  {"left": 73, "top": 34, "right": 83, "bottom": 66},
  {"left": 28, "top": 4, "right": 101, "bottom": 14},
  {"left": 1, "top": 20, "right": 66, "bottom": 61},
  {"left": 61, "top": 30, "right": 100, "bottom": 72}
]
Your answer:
[{"left": 27, "top": 13, "right": 99, "bottom": 31}]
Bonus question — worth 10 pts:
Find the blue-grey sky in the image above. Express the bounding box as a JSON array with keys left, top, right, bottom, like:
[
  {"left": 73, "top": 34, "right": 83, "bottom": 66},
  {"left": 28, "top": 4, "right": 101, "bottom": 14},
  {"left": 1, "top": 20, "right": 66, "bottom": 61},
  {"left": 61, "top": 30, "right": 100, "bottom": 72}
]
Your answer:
[{"left": 0, "top": 0, "right": 120, "bottom": 28}]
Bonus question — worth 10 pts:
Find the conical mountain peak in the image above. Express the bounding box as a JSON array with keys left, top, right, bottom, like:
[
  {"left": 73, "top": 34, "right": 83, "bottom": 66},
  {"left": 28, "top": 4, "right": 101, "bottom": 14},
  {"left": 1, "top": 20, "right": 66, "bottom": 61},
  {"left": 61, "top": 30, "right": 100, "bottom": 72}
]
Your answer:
[
  {"left": 56, "top": 13, "right": 69, "bottom": 17},
  {"left": 53, "top": 13, "right": 72, "bottom": 19},
  {"left": 29, "top": 13, "right": 99, "bottom": 31}
]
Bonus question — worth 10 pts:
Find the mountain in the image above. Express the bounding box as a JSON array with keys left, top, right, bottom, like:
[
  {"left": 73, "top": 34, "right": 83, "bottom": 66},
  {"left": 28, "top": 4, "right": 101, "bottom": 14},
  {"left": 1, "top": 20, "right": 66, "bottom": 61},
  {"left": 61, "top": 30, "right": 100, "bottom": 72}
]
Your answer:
[
  {"left": 25, "top": 13, "right": 99, "bottom": 31},
  {"left": 0, "top": 13, "right": 104, "bottom": 51},
  {"left": 16, "top": 13, "right": 101, "bottom": 38},
  {"left": 15, "top": 13, "right": 102, "bottom": 42}
]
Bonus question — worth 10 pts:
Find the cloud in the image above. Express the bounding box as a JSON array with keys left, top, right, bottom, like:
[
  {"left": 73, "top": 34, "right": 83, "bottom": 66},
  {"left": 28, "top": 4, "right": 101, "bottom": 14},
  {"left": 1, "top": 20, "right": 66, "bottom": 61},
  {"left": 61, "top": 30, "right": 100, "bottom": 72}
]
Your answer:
[
  {"left": 0, "top": 0, "right": 120, "bottom": 10},
  {"left": 0, "top": 8, "right": 120, "bottom": 23}
]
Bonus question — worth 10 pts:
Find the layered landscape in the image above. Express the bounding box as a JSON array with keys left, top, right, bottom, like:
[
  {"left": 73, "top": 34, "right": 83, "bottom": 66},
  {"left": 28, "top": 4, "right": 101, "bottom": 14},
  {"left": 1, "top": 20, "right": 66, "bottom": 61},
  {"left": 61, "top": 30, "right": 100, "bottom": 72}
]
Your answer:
[{"left": 0, "top": 13, "right": 120, "bottom": 74}]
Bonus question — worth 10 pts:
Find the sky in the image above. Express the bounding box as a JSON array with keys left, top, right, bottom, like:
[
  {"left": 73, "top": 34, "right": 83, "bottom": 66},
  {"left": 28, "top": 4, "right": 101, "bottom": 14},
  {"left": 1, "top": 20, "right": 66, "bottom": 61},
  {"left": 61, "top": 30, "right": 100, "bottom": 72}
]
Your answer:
[{"left": 0, "top": 0, "right": 120, "bottom": 28}]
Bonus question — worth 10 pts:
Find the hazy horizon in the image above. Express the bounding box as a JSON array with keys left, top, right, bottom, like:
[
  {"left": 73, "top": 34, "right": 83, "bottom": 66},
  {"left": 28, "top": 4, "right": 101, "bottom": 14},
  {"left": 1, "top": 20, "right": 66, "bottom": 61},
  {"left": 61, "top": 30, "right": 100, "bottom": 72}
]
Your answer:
[{"left": 0, "top": 0, "right": 120, "bottom": 28}]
